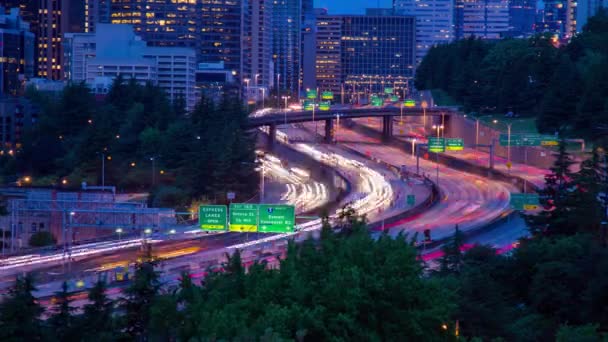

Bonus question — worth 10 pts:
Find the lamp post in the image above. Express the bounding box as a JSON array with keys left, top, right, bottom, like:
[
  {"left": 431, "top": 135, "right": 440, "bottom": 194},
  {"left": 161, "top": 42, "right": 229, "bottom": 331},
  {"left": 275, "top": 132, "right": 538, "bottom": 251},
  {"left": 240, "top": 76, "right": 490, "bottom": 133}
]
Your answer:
[
  {"left": 400, "top": 100, "right": 404, "bottom": 126},
  {"left": 441, "top": 112, "right": 446, "bottom": 138},
  {"left": 116, "top": 227, "right": 123, "bottom": 241},
  {"left": 475, "top": 118, "right": 480, "bottom": 149},
  {"left": 282, "top": 95, "right": 289, "bottom": 125},
  {"left": 421, "top": 100, "right": 428, "bottom": 132},
  {"left": 334, "top": 113, "right": 341, "bottom": 143},
  {"left": 262, "top": 88, "right": 265, "bottom": 109},
  {"left": 494, "top": 120, "right": 513, "bottom": 163},
  {"left": 276, "top": 73, "right": 280, "bottom": 103},
  {"left": 432, "top": 125, "right": 443, "bottom": 138}
]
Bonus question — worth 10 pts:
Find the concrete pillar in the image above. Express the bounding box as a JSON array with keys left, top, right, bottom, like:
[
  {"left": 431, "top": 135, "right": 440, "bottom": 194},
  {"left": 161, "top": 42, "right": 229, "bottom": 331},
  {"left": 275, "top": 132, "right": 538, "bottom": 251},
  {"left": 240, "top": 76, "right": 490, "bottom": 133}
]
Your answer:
[
  {"left": 382, "top": 115, "right": 393, "bottom": 142},
  {"left": 268, "top": 123, "right": 276, "bottom": 149},
  {"left": 324, "top": 118, "right": 334, "bottom": 143}
]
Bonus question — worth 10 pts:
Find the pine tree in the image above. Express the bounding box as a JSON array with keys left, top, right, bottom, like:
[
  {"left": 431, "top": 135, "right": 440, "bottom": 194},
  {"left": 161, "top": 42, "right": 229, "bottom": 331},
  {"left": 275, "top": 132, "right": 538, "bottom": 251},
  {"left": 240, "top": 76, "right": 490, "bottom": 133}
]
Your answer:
[
  {"left": 121, "top": 257, "right": 161, "bottom": 341},
  {"left": 48, "top": 281, "right": 78, "bottom": 341},
  {"left": 81, "top": 280, "right": 115, "bottom": 340},
  {"left": 439, "top": 225, "right": 465, "bottom": 274},
  {"left": 0, "top": 274, "right": 45, "bottom": 342}
]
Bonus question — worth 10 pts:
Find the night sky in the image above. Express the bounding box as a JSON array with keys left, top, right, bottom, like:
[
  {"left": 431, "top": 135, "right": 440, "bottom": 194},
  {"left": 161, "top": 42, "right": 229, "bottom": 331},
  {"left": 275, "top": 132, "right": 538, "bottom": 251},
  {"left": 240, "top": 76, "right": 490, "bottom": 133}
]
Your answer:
[{"left": 314, "top": 0, "right": 393, "bottom": 14}]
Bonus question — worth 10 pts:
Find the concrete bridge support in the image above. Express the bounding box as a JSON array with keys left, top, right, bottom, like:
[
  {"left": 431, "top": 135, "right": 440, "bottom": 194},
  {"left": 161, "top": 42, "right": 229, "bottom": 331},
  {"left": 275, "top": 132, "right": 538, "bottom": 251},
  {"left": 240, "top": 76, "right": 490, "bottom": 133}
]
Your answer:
[
  {"left": 324, "top": 119, "right": 334, "bottom": 143},
  {"left": 267, "top": 123, "right": 276, "bottom": 149},
  {"left": 382, "top": 115, "right": 393, "bottom": 142}
]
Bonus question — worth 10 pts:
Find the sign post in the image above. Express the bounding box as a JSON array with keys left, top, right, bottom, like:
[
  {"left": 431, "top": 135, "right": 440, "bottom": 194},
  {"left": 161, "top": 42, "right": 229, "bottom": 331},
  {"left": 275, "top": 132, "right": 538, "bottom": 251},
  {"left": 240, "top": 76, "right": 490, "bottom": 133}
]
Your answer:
[
  {"left": 407, "top": 194, "right": 416, "bottom": 206},
  {"left": 258, "top": 205, "right": 296, "bottom": 233},
  {"left": 510, "top": 193, "right": 540, "bottom": 210},
  {"left": 229, "top": 203, "right": 258, "bottom": 232},
  {"left": 445, "top": 138, "right": 464, "bottom": 151},
  {"left": 428, "top": 137, "right": 445, "bottom": 153},
  {"left": 306, "top": 89, "right": 317, "bottom": 99},
  {"left": 199, "top": 205, "right": 228, "bottom": 231}
]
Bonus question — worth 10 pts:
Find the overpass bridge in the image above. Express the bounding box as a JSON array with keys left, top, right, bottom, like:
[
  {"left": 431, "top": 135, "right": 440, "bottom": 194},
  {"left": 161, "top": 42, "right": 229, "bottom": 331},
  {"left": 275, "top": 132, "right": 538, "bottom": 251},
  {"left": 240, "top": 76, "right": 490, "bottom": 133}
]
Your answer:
[{"left": 246, "top": 106, "right": 459, "bottom": 146}]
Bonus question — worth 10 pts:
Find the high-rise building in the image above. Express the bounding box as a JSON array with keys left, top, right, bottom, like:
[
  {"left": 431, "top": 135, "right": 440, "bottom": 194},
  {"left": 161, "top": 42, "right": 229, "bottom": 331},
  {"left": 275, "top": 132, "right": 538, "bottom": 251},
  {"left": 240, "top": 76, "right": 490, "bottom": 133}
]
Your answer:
[
  {"left": 577, "top": 0, "right": 607, "bottom": 32},
  {"left": 301, "top": 0, "right": 317, "bottom": 92},
  {"left": 314, "top": 11, "right": 416, "bottom": 101},
  {"left": 108, "top": 0, "right": 198, "bottom": 48},
  {"left": 198, "top": 0, "right": 244, "bottom": 80},
  {"left": 537, "top": 0, "right": 576, "bottom": 38},
  {"left": 243, "top": 0, "right": 274, "bottom": 89},
  {"left": 84, "top": 0, "right": 110, "bottom": 33},
  {"left": 38, "top": 0, "right": 85, "bottom": 80},
  {"left": 394, "top": 0, "right": 454, "bottom": 64},
  {"left": 64, "top": 24, "right": 197, "bottom": 111},
  {"left": 455, "top": 0, "right": 510, "bottom": 39},
  {"left": 315, "top": 10, "right": 342, "bottom": 95},
  {"left": 0, "top": 7, "right": 35, "bottom": 96},
  {"left": 272, "top": 0, "right": 303, "bottom": 95},
  {"left": 509, "top": 0, "right": 536, "bottom": 36}
]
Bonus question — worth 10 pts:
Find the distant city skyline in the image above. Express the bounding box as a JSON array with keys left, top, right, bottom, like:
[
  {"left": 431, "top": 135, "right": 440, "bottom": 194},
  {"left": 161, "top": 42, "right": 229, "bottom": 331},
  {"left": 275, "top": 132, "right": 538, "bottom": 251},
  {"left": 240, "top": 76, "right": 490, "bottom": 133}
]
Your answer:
[{"left": 315, "top": 0, "right": 393, "bottom": 14}]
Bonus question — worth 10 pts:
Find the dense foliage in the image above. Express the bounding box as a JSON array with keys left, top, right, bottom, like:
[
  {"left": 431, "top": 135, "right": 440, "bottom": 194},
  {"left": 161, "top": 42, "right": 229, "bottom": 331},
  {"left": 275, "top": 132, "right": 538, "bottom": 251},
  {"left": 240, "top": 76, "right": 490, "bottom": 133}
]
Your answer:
[
  {"left": 415, "top": 10, "right": 608, "bottom": 140},
  {"left": 6, "top": 77, "right": 257, "bottom": 208}
]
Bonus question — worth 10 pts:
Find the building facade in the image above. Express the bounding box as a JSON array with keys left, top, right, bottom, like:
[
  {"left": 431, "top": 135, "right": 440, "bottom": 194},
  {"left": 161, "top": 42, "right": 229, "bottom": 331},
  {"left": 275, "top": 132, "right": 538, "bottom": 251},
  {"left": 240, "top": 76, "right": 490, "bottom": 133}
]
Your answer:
[
  {"left": 314, "top": 12, "right": 416, "bottom": 101},
  {"left": 64, "top": 24, "right": 197, "bottom": 111},
  {"left": 455, "top": 0, "right": 510, "bottom": 39},
  {"left": 84, "top": 0, "right": 110, "bottom": 33},
  {"left": 509, "top": 0, "right": 536, "bottom": 36},
  {"left": 243, "top": 0, "right": 274, "bottom": 89},
  {"left": 0, "top": 96, "right": 39, "bottom": 151},
  {"left": 537, "top": 0, "right": 577, "bottom": 38},
  {"left": 38, "top": 0, "right": 84, "bottom": 80},
  {"left": 394, "top": 0, "right": 454, "bottom": 64},
  {"left": 0, "top": 7, "right": 35, "bottom": 97},
  {"left": 272, "top": 0, "right": 302, "bottom": 95}
]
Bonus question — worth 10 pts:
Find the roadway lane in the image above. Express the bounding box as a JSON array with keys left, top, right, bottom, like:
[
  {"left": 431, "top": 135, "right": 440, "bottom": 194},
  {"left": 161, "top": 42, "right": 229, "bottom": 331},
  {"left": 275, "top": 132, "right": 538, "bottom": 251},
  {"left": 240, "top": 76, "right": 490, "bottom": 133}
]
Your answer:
[{"left": 327, "top": 122, "right": 518, "bottom": 241}]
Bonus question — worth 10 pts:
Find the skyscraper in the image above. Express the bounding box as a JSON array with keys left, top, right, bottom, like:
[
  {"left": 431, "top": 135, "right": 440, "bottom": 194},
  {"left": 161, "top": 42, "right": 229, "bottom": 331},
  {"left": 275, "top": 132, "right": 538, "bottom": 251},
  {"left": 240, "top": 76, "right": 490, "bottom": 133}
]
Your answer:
[
  {"left": 243, "top": 0, "right": 273, "bottom": 88},
  {"left": 84, "top": 0, "right": 110, "bottom": 33},
  {"left": 108, "top": 0, "right": 198, "bottom": 48},
  {"left": 509, "top": 0, "right": 536, "bottom": 36},
  {"left": 38, "top": 0, "right": 84, "bottom": 80},
  {"left": 0, "top": 7, "right": 35, "bottom": 96},
  {"left": 394, "top": 0, "right": 454, "bottom": 64},
  {"left": 272, "top": 0, "right": 302, "bottom": 95},
  {"left": 314, "top": 11, "right": 416, "bottom": 100},
  {"left": 537, "top": 0, "right": 576, "bottom": 38},
  {"left": 198, "top": 0, "right": 244, "bottom": 79},
  {"left": 455, "top": 0, "right": 510, "bottom": 39}
]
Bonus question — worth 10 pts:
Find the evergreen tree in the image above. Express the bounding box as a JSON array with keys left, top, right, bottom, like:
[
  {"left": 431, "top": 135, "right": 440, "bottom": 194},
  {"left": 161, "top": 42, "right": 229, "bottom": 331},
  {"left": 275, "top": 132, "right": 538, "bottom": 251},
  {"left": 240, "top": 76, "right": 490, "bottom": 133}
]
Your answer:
[
  {"left": 439, "top": 225, "right": 465, "bottom": 274},
  {"left": 81, "top": 280, "right": 115, "bottom": 341},
  {"left": 48, "top": 281, "right": 78, "bottom": 341},
  {"left": 0, "top": 274, "right": 45, "bottom": 341},
  {"left": 121, "top": 257, "right": 161, "bottom": 340}
]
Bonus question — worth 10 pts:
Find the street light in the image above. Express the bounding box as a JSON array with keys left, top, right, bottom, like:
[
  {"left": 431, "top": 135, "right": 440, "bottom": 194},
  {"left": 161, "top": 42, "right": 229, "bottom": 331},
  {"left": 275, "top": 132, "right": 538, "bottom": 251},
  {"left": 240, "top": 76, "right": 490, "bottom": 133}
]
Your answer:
[
  {"left": 334, "top": 113, "right": 342, "bottom": 143},
  {"left": 494, "top": 120, "right": 513, "bottom": 163},
  {"left": 254, "top": 73, "right": 260, "bottom": 86},
  {"left": 282, "top": 95, "right": 290, "bottom": 125},
  {"left": 421, "top": 100, "right": 428, "bottom": 132},
  {"left": 116, "top": 227, "right": 123, "bottom": 241},
  {"left": 432, "top": 125, "right": 444, "bottom": 138}
]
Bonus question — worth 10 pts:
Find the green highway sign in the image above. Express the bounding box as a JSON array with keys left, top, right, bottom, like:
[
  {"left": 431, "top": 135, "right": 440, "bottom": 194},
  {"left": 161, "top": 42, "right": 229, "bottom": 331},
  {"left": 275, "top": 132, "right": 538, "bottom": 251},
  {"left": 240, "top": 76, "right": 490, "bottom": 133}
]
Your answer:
[
  {"left": 407, "top": 194, "right": 416, "bottom": 206},
  {"left": 319, "top": 101, "right": 331, "bottom": 111},
  {"left": 199, "top": 205, "right": 227, "bottom": 231},
  {"left": 404, "top": 99, "right": 416, "bottom": 107},
  {"left": 321, "top": 91, "right": 334, "bottom": 100},
  {"left": 229, "top": 203, "right": 258, "bottom": 232},
  {"left": 303, "top": 100, "right": 314, "bottom": 111},
  {"left": 499, "top": 134, "right": 558, "bottom": 147},
  {"left": 389, "top": 95, "right": 399, "bottom": 102},
  {"left": 445, "top": 138, "right": 464, "bottom": 151},
  {"left": 258, "top": 204, "right": 295, "bottom": 233},
  {"left": 428, "top": 137, "right": 445, "bottom": 153},
  {"left": 384, "top": 87, "right": 394, "bottom": 94},
  {"left": 510, "top": 193, "right": 540, "bottom": 210},
  {"left": 371, "top": 97, "right": 383, "bottom": 107},
  {"left": 306, "top": 89, "right": 317, "bottom": 99}
]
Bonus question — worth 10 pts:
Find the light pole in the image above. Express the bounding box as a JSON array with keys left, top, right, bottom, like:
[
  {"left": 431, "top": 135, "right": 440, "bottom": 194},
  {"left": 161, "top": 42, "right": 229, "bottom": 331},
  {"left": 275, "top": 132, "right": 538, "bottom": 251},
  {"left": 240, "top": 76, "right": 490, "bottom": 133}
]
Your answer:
[
  {"left": 244, "top": 78, "right": 250, "bottom": 103},
  {"left": 254, "top": 73, "right": 260, "bottom": 86},
  {"left": 475, "top": 118, "right": 480, "bottom": 149},
  {"left": 421, "top": 100, "right": 428, "bottom": 132},
  {"left": 432, "top": 125, "right": 443, "bottom": 138},
  {"left": 116, "top": 227, "right": 123, "bottom": 241},
  {"left": 334, "top": 113, "right": 341, "bottom": 143},
  {"left": 441, "top": 112, "right": 445, "bottom": 138},
  {"left": 282, "top": 96, "right": 289, "bottom": 125},
  {"left": 262, "top": 88, "right": 265, "bottom": 109},
  {"left": 494, "top": 120, "right": 513, "bottom": 163},
  {"left": 400, "top": 100, "right": 404, "bottom": 126},
  {"left": 412, "top": 138, "right": 417, "bottom": 156},
  {"left": 276, "top": 73, "right": 280, "bottom": 103},
  {"left": 149, "top": 156, "right": 157, "bottom": 185}
]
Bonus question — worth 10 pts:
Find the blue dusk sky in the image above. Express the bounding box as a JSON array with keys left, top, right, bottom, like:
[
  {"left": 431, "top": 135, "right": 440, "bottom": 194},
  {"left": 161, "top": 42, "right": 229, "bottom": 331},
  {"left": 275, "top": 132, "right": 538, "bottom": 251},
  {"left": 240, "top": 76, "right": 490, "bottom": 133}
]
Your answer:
[{"left": 314, "top": 0, "right": 393, "bottom": 14}]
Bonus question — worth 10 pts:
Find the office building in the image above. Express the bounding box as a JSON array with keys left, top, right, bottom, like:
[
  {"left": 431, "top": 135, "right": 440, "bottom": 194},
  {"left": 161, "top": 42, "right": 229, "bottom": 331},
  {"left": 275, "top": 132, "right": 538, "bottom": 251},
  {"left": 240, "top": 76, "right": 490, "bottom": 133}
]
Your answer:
[
  {"left": 455, "top": 0, "right": 510, "bottom": 39},
  {"left": 195, "top": 61, "right": 236, "bottom": 102},
  {"left": 301, "top": 0, "right": 317, "bottom": 92},
  {"left": 0, "top": 96, "right": 38, "bottom": 150},
  {"left": 314, "top": 11, "right": 416, "bottom": 101},
  {"left": 108, "top": 0, "right": 198, "bottom": 48},
  {"left": 198, "top": 0, "right": 244, "bottom": 80},
  {"left": 315, "top": 10, "right": 343, "bottom": 95},
  {"left": 38, "top": 0, "right": 85, "bottom": 80},
  {"left": 84, "top": 0, "right": 110, "bottom": 33},
  {"left": 509, "top": 0, "right": 536, "bottom": 36},
  {"left": 0, "top": 7, "right": 35, "bottom": 96},
  {"left": 64, "top": 24, "right": 197, "bottom": 111},
  {"left": 394, "top": 0, "right": 454, "bottom": 64},
  {"left": 577, "top": 0, "right": 607, "bottom": 32},
  {"left": 272, "top": 0, "right": 303, "bottom": 95},
  {"left": 243, "top": 0, "right": 274, "bottom": 90},
  {"left": 537, "top": 0, "right": 577, "bottom": 38}
]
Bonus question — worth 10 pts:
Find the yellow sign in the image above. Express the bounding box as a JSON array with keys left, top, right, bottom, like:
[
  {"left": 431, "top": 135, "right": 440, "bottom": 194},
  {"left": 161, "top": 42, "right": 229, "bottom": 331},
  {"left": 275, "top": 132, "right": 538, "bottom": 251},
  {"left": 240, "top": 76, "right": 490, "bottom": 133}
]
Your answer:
[
  {"left": 229, "top": 224, "right": 258, "bottom": 232},
  {"left": 523, "top": 204, "right": 539, "bottom": 211},
  {"left": 541, "top": 140, "right": 559, "bottom": 146},
  {"left": 506, "top": 161, "right": 512, "bottom": 169},
  {"left": 201, "top": 224, "right": 225, "bottom": 230}
]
